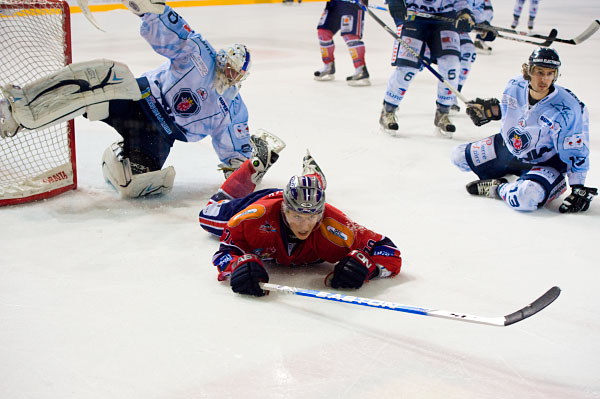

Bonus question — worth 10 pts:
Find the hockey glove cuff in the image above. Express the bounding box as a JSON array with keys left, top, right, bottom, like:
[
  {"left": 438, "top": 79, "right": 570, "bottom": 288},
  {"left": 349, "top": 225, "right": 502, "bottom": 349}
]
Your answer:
[
  {"left": 559, "top": 185, "right": 598, "bottom": 213},
  {"left": 476, "top": 21, "right": 498, "bottom": 41},
  {"left": 329, "top": 250, "right": 380, "bottom": 289},
  {"left": 230, "top": 254, "right": 269, "bottom": 296},
  {"left": 387, "top": 0, "right": 407, "bottom": 26},
  {"left": 466, "top": 98, "right": 501, "bottom": 126}
]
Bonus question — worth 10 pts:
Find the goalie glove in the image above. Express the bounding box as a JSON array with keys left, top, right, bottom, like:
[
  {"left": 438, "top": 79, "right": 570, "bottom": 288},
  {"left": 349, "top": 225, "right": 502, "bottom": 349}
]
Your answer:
[
  {"left": 122, "top": 0, "right": 165, "bottom": 16},
  {"left": 328, "top": 250, "right": 380, "bottom": 289},
  {"left": 559, "top": 185, "right": 598, "bottom": 213},
  {"left": 466, "top": 98, "right": 501, "bottom": 126}
]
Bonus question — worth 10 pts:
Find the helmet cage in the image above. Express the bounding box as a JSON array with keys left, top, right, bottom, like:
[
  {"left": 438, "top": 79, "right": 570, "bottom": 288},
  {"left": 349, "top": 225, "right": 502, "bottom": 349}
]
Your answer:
[
  {"left": 283, "top": 175, "right": 325, "bottom": 215},
  {"left": 215, "top": 44, "right": 251, "bottom": 93}
]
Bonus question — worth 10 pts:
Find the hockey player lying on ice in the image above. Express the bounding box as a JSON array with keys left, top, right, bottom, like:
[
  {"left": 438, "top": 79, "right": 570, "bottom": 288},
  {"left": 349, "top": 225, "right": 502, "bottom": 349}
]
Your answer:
[
  {"left": 0, "top": 0, "right": 254, "bottom": 198},
  {"left": 198, "top": 132, "right": 402, "bottom": 297},
  {"left": 452, "top": 47, "right": 597, "bottom": 213}
]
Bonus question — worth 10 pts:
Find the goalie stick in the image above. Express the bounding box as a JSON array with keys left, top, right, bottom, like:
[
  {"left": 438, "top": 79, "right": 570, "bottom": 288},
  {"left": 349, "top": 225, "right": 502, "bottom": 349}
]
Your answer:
[
  {"left": 259, "top": 283, "right": 561, "bottom": 327},
  {"left": 353, "top": 0, "right": 469, "bottom": 104},
  {"left": 408, "top": 11, "right": 599, "bottom": 46}
]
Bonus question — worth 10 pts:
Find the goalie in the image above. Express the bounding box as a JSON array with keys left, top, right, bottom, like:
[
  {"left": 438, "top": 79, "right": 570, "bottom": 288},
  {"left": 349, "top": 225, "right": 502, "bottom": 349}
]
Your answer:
[
  {"left": 0, "top": 1, "right": 254, "bottom": 198},
  {"left": 452, "top": 47, "right": 597, "bottom": 213}
]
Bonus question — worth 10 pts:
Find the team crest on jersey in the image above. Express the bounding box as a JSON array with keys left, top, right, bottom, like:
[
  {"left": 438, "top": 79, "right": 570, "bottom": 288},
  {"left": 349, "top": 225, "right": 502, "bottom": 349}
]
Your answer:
[
  {"left": 196, "top": 88, "right": 208, "bottom": 101},
  {"left": 191, "top": 54, "right": 208, "bottom": 77},
  {"left": 173, "top": 89, "right": 200, "bottom": 117},
  {"left": 506, "top": 128, "right": 531, "bottom": 154}
]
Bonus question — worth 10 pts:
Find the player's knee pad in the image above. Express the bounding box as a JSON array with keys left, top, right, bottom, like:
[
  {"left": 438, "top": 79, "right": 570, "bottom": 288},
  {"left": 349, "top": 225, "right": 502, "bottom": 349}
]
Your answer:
[
  {"left": 4, "top": 59, "right": 141, "bottom": 130},
  {"left": 102, "top": 141, "right": 175, "bottom": 198},
  {"left": 451, "top": 144, "right": 472, "bottom": 172},
  {"left": 497, "top": 180, "right": 546, "bottom": 211},
  {"left": 317, "top": 28, "right": 334, "bottom": 43}
]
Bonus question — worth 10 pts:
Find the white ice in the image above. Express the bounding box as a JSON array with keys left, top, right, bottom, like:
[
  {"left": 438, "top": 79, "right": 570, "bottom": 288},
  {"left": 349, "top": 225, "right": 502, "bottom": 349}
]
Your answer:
[{"left": 1, "top": 1, "right": 599, "bottom": 398}]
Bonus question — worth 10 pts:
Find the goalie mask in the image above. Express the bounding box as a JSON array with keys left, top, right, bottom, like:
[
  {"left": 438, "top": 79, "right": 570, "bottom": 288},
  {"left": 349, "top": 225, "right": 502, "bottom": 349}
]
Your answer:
[
  {"left": 523, "top": 47, "right": 561, "bottom": 83},
  {"left": 283, "top": 175, "right": 326, "bottom": 215},
  {"left": 215, "top": 44, "right": 251, "bottom": 95}
]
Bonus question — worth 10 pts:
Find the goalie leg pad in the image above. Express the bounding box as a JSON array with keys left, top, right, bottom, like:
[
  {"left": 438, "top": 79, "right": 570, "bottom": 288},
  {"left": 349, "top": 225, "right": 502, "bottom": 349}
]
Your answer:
[
  {"left": 3, "top": 59, "right": 141, "bottom": 130},
  {"left": 102, "top": 142, "right": 175, "bottom": 198}
]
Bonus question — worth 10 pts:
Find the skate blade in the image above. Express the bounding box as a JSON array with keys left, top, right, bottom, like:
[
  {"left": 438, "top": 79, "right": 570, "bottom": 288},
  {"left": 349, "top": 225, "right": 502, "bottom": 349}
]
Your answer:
[
  {"left": 347, "top": 79, "right": 371, "bottom": 87},
  {"left": 434, "top": 126, "right": 454, "bottom": 139},
  {"left": 380, "top": 125, "right": 399, "bottom": 137},
  {"left": 314, "top": 75, "right": 335, "bottom": 82}
]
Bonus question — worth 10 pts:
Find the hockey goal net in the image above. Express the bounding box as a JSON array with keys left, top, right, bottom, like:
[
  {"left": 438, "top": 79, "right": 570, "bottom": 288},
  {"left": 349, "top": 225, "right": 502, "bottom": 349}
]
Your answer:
[{"left": 0, "top": 0, "right": 76, "bottom": 206}]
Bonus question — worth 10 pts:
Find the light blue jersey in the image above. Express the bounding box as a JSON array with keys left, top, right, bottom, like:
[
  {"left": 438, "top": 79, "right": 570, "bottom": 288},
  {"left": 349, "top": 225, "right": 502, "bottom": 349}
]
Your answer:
[
  {"left": 500, "top": 76, "right": 590, "bottom": 185},
  {"left": 139, "top": 6, "right": 251, "bottom": 162}
]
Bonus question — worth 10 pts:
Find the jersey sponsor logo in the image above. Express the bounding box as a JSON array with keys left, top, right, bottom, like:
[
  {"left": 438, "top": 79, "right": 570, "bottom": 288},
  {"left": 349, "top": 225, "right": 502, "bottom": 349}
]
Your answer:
[
  {"left": 502, "top": 94, "right": 518, "bottom": 109},
  {"left": 341, "top": 15, "right": 354, "bottom": 33},
  {"left": 563, "top": 134, "right": 584, "bottom": 150},
  {"left": 228, "top": 204, "right": 266, "bottom": 228},
  {"left": 440, "top": 31, "right": 460, "bottom": 52},
  {"left": 518, "top": 118, "right": 527, "bottom": 128},
  {"left": 173, "top": 88, "right": 200, "bottom": 117},
  {"left": 320, "top": 217, "right": 355, "bottom": 248},
  {"left": 469, "top": 135, "right": 497, "bottom": 166},
  {"left": 259, "top": 222, "right": 277, "bottom": 233},
  {"left": 197, "top": 87, "right": 208, "bottom": 101},
  {"left": 218, "top": 97, "right": 229, "bottom": 115},
  {"left": 506, "top": 128, "right": 531, "bottom": 154},
  {"left": 191, "top": 54, "right": 208, "bottom": 77},
  {"left": 539, "top": 115, "right": 553, "bottom": 128}
]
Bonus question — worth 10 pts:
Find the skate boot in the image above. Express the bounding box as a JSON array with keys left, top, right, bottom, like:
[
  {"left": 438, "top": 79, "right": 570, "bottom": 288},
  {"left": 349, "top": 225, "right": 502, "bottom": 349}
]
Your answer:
[
  {"left": 511, "top": 15, "right": 519, "bottom": 29},
  {"left": 379, "top": 102, "right": 399, "bottom": 134},
  {"left": 248, "top": 129, "right": 286, "bottom": 184},
  {"left": 314, "top": 62, "right": 335, "bottom": 81},
  {"left": 434, "top": 108, "right": 456, "bottom": 138},
  {"left": 346, "top": 65, "right": 371, "bottom": 86},
  {"left": 0, "top": 98, "right": 20, "bottom": 139},
  {"left": 466, "top": 178, "right": 508, "bottom": 198},
  {"left": 474, "top": 39, "right": 492, "bottom": 54},
  {"left": 302, "top": 149, "right": 327, "bottom": 189},
  {"left": 528, "top": 17, "right": 534, "bottom": 30}
]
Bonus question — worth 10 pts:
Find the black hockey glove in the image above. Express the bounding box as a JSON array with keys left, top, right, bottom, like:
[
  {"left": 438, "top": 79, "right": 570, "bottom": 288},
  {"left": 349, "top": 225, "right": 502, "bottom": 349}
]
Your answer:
[
  {"left": 559, "top": 185, "right": 598, "bottom": 213},
  {"left": 387, "top": 0, "right": 407, "bottom": 26},
  {"left": 476, "top": 21, "right": 497, "bottom": 41},
  {"left": 230, "top": 254, "right": 269, "bottom": 297},
  {"left": 330, "top": 250, "right": 380, "bottom": 289},
  {"left": 455, "top": 10, "right": 475, "bottom": 32},
  {"left": 466, "top": 98, "right": 501, "bottom": 126}
]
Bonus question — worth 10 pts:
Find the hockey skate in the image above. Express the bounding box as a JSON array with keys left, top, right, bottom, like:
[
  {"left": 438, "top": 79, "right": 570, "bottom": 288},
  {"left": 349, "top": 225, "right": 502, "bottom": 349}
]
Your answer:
[
  {"left": 346, "top": 65, "right": 370, "bottom": 87},
  {"left": 314, "top": 62, "right": 335, "bottom": 81},
  {"left": 434, "top": 109, "right": 456, "bottom": 138},
  {"left": 302, "top": 149, "right": 327, "bottom": 189},
  {"left": 527, "top": 18, "right": 535, "bottom": 30},
  {"left": 0, "top": 98, "right": 20, "bottom": 139},
  {"left": 511, "top": 16, "right": 519, "bottom": 29},
  {"left": 466, "top": 178, "right": 508, "bottom": 198},
  {"left": 474, "top": 39, "right": 492, "bottom": 54}
]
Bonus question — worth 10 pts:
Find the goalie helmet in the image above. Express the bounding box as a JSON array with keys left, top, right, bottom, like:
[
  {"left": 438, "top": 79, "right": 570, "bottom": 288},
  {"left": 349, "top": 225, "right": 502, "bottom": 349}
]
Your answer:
[
  {"left": 215, "top": 44, "right": 251, "bottom": 94},
  {"left": 524, "top": 47, "right": 561, "bottom": 82},
  {"left": 283, "top": 175, "right": 326, "bottom": 215}
]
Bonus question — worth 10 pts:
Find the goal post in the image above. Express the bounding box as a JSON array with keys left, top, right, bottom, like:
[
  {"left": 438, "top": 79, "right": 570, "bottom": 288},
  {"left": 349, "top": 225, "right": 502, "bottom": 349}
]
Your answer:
[{"left": 0, "top": 0, "right": 77, "bottom": 206}]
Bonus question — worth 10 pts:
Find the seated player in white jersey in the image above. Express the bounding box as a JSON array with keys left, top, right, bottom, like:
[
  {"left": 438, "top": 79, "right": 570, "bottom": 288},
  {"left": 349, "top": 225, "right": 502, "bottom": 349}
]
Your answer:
[
  {"left": 451, "top": 47, "right": 597, "bottom": 213},
  {"left": 0, "top": 0, "right": 255, "bottom": 198}
]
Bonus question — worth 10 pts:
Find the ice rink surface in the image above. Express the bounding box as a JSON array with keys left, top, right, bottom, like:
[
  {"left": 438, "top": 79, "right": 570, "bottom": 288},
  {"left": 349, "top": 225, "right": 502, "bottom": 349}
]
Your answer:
[{"left": 1, "top": 1, "right": 600, "bottom": 398}]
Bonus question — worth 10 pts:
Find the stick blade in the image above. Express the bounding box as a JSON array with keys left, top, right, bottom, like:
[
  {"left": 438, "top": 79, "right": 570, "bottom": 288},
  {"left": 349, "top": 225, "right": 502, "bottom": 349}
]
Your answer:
[
  {"left": 573, "top": 20, "right": 600, "bottom": 44},
  {"left": 503, "top": 286, "right": 561, "bottom": 326}
]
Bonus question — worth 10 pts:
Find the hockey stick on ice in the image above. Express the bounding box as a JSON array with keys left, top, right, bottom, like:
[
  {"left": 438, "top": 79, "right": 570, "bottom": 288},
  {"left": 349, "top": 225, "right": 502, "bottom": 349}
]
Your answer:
[
  {"left": 408, "top": 11, "right": 599, "bottom": 46},
  {"left": 260, "top": 283, "right": 561, "bottom": 327},
  {"left": 497, "top": 29, "right": 558, "bottom": 47},
  {"left": 354, "top": 0, "right": 468, "bottom": 104}
]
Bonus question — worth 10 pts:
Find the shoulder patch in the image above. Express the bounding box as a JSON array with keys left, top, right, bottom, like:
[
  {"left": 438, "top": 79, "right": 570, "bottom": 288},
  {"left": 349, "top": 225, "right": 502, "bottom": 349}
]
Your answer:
[
  {"left": 319, "top": 217, "right": 355, "bottom": 248},
  {"left": 228, "top": 204, "right": 266, "bottom": 228}
]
